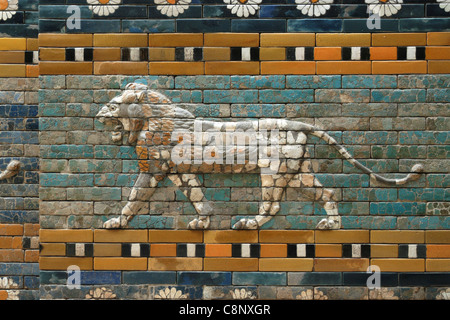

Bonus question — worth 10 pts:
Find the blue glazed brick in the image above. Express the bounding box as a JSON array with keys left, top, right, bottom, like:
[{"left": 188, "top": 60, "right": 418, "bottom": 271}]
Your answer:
[
  {"left": 40, "top": 173, "right": 94, "bottom": 187},
  {"left": 39, "top": 5, "right": 93, "bottom": 18},
  {"left": 66, "top": 20, "right": 121, "bottom": 33},
  {"left": 0, "top": 132, "right": 38, "bottom": 144},
  {"left": 231, "top": 104, "right": 286, "bottom": 117},
  {"left": 315, "top": 174, "right": 369, "bottom": 188},
  {"left": 399, "top": 131, "right": 449, "bottom": 145},
  {"left": 177, "top": 19, "right": 231, "bottom": 33},
  {"left": 399, "top": 188, "right": 449, "bottom": 202},
  {"left": 400, "top": 18, "right": 450, "bottom": 32},
  {"left": 0, "top": 263, "right": 39, "bottom": 276},
  {"left": 175, "top": 76, "right": 230, "bottom": 89},
  {"left": 343, "top": 272, "right": 398, "bottom": 287},
  {"left": 203, "top": 90, "right": 258, "bottom": 103},
  {"left": 315, "top": 89, "right": 370, "bottom": 103},
  {"left": 80, "top": 271, "right": 122, "bottom": 285},
  {"left": 343, "top": 188, "right": 398, "bottom": 202},
  {"left": 286, "top": 75, "right": 341, "bottom": 89},
  {"left": 41, "top": 145, "right": 94, "bottom": 159},
  {"left": 342, "top": 131, "right": 397, "bottom": 145},
  {"left": 343, "top": 19, "right": 399, "bottom": 33},
  {"left": 288, "top": 19, "right": 342, "bottom": 32},
  {"left": 178, "top": 272, "right": 232, "bottom": 285},
  {"left": 128, "top": 215, "right": 174, "bottom": 229},
  {"left": 24, "top": 276, "right": 38, "bottom": 289},
  {"left": 231, "top": 75, "right": 285, "bottom": 89},
  {"left": 342, "top": 75, "right": 397, "bottom": 89},
  {"left": 161, "top": 90, "right": 202, "bottom": 103},
  {"left": 427, "top": 89, "right": 450, "bottom": 102},
  {"left": 341, "top": 216, "right": 397, "bottom": 229},
  {"left": 233, "top": 272, "right": 286, "bottom": 285},
  {"left": 259, "top": 89, "right": 314, "bottom": 103},
  {"left": 427, "top": 174, "right": 450, "bottom": 188},
  {"left": 288, "top": 272, "right": 342, "bottom": 285},
  {"left": 123, "top": 271, "right": 177, "bottom": 284},
  {"left": 122, "top": 19, "right": 175, "bottom": 33},
  {"left": 371, "top": 89, "right": 426, "bottom": 103},
  {"left": 370, "top": 202, "right": 427, "bottom": 215},
  {"left": 397, "top": 216, "right": 450, "bottom": 230},
  {"left": 0, "top": 105, "right": 38, "bottom": 117},
  {"left": 232, "top": 19, "right": 286, "bottom": 32}
]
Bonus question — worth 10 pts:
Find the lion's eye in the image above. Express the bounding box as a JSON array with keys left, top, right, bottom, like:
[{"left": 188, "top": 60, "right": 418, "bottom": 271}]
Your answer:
[{"left": 110, "top": 104, "right": 118, "bottom": 111}]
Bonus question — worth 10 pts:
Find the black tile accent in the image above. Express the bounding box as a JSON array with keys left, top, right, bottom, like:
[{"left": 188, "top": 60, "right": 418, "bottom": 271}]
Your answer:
[
  {"left": 195, "top": 244, "right": 205, "bottom": 257},
  {"left": 140, "top": 48, "right": 149, "bottom": 61},
  {"left": 175, "top": 47, "right": 185, "bottom": 61},
  {"left": 22, "top": 237, "right": 31, "bottom": 249},
  {"left": 122, "top": 243, "right": 131, "bottom": 257},
  {"left": 416, "top": 46, "right": 426, "bottom": 60},
  {"left": 417, "top": 244, "right": 427, "bottom": 258},
  {"left": 250, "top": 47, "right": 260, "bottom": 61},
  {"left": 24, "top": 51, "right": 35, "bottom": 64},
  {"left": 361, "top": 244, "right": 371, "bottom": 258},
  {"left": 65, "top": 48, "right": 75, "bottom": 61},
  {"left": 306, "top": 244, "right": 315, "bottom": 258},
  {"left": 304, "top": 47, "right": 314, "bottom": 61},
  {"left": 398, "top": 244, "right": 409, "bottom": 258},
  {"left": 342, "top": 47, "right": 352, "bottom": 60},
  {"left": 360, "top": 47, "right": 370, "bottom": 60},
  {"left": 177, "top": 243, "right": 187, "bottom": 257},
  {"left": 84, "top": 48, "right": 93, "bottom": 61},
  {"left": 397, "top": 46, "right": 407, "bottom": 60},
  {"left": 232, "top": 243, "right": 242, "bottom": 257},
  {"left": 399, "top": 273, "right": 450, "bottom": 286},
  {"left": 250, "top": 244, "right": 260, "bottom": 258},
  {"left": 193, "top": 47, "right": 203, "bottom": 61},
  {"left": 140, "top": 243, "right": 150, "bottom": 257},
  {"left": 85, "top": 243, "right": 94, "bottom": 257},
  {"left": 342, "top": 244, "right": 353, "bottom": 258},
  {"left": 122, "top": 48, "right": 130, "bottom": 61},
  {"left": 287, "top": 244, "right": 297, "bottom": 258},
  {"left": 230, "top": 47, "right": 242, "bottom": 61},
  {"left": 286, "top": 47, "right": 296, "bottom": 61},
  {"left": 66, "top": 243, "right": 75, "bottom": 257}
]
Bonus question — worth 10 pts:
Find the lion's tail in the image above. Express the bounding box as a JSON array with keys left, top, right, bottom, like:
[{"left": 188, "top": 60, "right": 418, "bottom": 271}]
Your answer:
[{"left": 309, "top": 129, "right": 424, "bottom": 186}]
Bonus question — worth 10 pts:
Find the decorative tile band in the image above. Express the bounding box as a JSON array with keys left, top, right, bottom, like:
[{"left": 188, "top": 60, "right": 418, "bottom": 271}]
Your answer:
[
  {"left": 0, "top": 38, "right": 39, "bottom": 77},
  {"left": 37, "top": 32, "right": 450, "bottom": 75},
  {"left": 39, "top": 230, "right": 450, "bottom": 271}
]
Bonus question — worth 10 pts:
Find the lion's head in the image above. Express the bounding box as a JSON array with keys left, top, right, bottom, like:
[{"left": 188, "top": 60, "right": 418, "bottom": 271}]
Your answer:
[{"left": 96, "top": 82, "right": 174, "bottom": 144}]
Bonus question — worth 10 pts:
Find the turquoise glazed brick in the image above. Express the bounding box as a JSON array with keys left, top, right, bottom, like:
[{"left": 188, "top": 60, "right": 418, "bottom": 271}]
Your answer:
[
  {"left": 343, "top": 188, "right": 398, "bottom": 201},
  {"left": 175, "top": 76, "right": 230, "bottom": 89},
  {"left": 39, "top": 117, "right": 93, "bottom": 131},
  {"left": 128, "top": 215, "right": 174, "bottom": 229},
  {"left": 39, "top": 103, "right": 66, "bottom": 117},
  {"left": 398, "top": 75, "right": 450, "bottom": 89},
  {"left": 397, "top": 216, "right": 450, "bottom": 229},
  {"left": 341, "top": 216, "right": 397, "bottom": 229},
  {"left": 315, "top": 89, "right": 370, "bottom": 103},
  {"left": 315, "top": 174, "right": 369, "bottom": 188},
  {"left": 342, "top": 131, "right": 397, "bottom": 145},
  {"left": 343, "top": 159, "right": 399, "bottom": 173},
  {"left": 40, "top": 145, "right": 94, "bottom": 159},
  {"left": 399, "top": 131, "right": 449, "bottom": 145},
  {"left": 204, "top": 174, "right": 260, "bottom": 187},
  {"left": 342, "top": 75, "right": 397, "bottom": 89},
  {"left": 39, "top": 90, "right": 94, "bottom": 103},
  {"left": 66, "top": 187, "right": 122, "bottom": 201},
  {"left": 259, "top": 89, "right": 314, "bottom": 103},
  {"left": 427, "top": 174, "right": 450, "bottom": 188},
  {"left": 341, "top": 103, "right": 397, "bottom": 117},
  {"left": 286, "top": 75, "right": 341, "bottom": 89},
  {"left": 370, "top": 202, "right": 427, "bottom": 215},
  {"left": 94, "top": 145, "right": 137, "bottom": 159},
  {"left": 371, "top": 89, "right": 426, "bottom": 103},
  {"left": 372, "top": 145, "right": 428, "bottom": 159},
  {"left": 203, "top": 90, "right": 258, "bottom": 104},
  {"left": 40, "top": 173, "right": 94, "bottom": 187},
  {"left": 230, "top": 75, "right": 285, "bottom": 89},
  {"left": 231, "top": 104, "right": 286, "bottom": 117},
  {"left": 398, "top": 188, "right": 449, "bottom": 202}
]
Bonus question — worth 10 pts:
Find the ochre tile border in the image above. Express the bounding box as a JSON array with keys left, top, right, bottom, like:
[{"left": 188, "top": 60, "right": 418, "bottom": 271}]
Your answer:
[
  {"left": 34, "top": 32, "right": 450, "bottom": 75},
  {"left": 38, "top": 230, "right": 450, "bottom": 271}
]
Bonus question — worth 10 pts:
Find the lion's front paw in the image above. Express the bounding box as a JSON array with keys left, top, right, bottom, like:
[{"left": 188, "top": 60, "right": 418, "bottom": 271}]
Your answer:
[
  {"left": 103, "top": 217, "right": 122, "bottom": 229},
  {"left": 103, "top": 216, "right": 128, "bottom": 229},
  {"left": 233, "top": 218, "right": 258, "bottom": 230},
  {"left": 188, "top": 217, "right": 210, "bottom": 229},
  {"left": 316, "top": 217, "right": 340, "bottom": 230}
]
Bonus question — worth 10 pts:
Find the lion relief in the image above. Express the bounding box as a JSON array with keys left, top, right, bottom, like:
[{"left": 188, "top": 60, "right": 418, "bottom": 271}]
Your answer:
[{"left": 96, "top": 82, "right": 423, "bottom": 230}]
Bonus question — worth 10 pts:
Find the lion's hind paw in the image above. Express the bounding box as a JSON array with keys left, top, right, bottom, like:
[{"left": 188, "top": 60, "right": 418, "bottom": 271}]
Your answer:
[{"left": 233, "top": 218, "right": 258, "bottom": 230}]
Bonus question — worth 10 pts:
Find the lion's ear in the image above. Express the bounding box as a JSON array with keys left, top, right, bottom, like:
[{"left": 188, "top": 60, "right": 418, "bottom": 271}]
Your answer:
[
  {"left": 136, "top": 91, "right": 145, "bottom": 102},
  {"left": 122, "top": 91, "right": 137, "bottom": 104}
]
